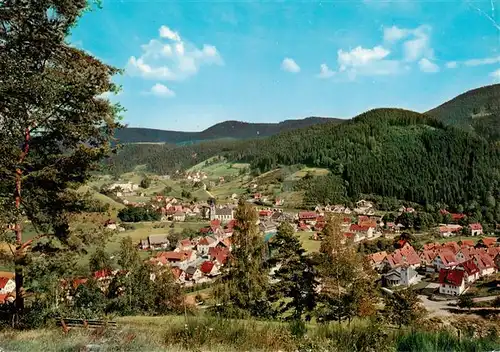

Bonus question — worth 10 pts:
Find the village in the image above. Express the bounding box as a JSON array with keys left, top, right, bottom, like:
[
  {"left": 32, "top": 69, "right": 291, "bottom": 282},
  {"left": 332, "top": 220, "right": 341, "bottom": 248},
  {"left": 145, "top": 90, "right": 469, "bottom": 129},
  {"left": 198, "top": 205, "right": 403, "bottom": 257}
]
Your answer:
[{"left": 1, "top": 176, "right": 499, "bottom": 312}]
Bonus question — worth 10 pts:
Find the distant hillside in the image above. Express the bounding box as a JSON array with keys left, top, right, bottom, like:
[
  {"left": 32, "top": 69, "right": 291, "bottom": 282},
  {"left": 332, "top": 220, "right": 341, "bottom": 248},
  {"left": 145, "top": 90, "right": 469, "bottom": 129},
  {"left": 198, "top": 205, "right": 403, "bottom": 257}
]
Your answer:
[
  {"left": 106, "top": 107, "right": 500, "bottom": 211},
  {"left": 426, "top": 84, "right": 500, "bottom": 141},
  {"left": 115, "top": 117, "right": 342, "bottom": 144}
]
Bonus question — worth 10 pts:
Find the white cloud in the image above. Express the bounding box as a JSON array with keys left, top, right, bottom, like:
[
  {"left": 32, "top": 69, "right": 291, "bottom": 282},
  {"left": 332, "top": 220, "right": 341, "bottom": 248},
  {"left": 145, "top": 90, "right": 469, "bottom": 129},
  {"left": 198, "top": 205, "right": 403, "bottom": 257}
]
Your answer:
[
  {"left": 418, "top": 58, "right": 439, "bottom": 73},
  {"left": 338, "top": 46, "right": 390, "bottom": 69},
  {"left": 317, "top": 63, "right": 335, "bottom": 79},
  {"left": 159, "top": 25, "right": 181, "bottom": 42},
  {"left": 150, "top": 83, "right": 175, "bottom": 97},
  {"left": 490, "top": 68, "right": 500, "bottom": 81},
  {"left": 403, "top": 26, "right": 433, "bottom": 62},
  {"left": 127, "top": 25, "right": 223, "bottom": 81},
  {"left": 464, "top": 55, "right": 500, "bottom": 67},
  {"left": 445, "top": 61, "right": 458, "bottom": 69},
  {"left": 281, "top": 58, "right": 300, "bottom": 73},
  {"left": 335, "top": 46, "right": 401, "bottom": 78},
  {"left": 383, "top": 25, "right": 410, "bottom": 42}
]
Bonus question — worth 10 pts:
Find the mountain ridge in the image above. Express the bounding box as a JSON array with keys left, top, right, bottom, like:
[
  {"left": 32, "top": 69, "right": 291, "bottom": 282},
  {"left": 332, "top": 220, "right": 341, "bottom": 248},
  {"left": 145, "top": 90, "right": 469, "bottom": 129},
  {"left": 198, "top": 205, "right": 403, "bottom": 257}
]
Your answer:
[{"left": 116, "top": 117, "right": 344, "bottom": 144}]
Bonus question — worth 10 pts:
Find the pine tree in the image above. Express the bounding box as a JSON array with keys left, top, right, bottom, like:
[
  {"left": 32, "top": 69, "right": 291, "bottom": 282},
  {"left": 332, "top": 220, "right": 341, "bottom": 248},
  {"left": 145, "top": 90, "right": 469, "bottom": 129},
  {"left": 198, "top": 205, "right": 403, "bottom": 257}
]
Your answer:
[
  {"left": 212, "top": 200, "right": 270, "bottom": 318},
  {"left": 267, "top": 221, "right": 317, "bottom": 321},
  {"left": 384, "top": 288, "right": 426, "bottom": 327},
  {"left": 0, "top": 0, "right": 122, "bottom": 319}
]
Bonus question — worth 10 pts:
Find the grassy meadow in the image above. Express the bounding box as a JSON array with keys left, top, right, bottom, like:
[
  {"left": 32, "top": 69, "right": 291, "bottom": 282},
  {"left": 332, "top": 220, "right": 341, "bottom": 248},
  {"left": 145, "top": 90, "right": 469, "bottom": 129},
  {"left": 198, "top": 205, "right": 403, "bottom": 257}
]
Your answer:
[{"left": 1, "top": 314, "right": 499, "bottom": 352}]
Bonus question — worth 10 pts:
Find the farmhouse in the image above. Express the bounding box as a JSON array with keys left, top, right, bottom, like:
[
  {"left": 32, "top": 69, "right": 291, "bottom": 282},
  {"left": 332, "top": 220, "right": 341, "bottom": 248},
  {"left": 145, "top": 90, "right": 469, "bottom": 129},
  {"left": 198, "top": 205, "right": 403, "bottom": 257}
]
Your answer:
[
  {"left": 469, "top": 223, "right": 483, "bottom": 236},
  {"left": 141, "top": 234, "right": 170, "bottom": 250}
]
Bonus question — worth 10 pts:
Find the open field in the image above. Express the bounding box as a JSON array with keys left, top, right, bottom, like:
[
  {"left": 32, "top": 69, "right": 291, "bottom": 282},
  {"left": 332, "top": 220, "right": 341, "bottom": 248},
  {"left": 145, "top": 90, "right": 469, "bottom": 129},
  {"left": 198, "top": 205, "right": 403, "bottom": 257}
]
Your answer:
[
  {"left": 286, "top": 167, "right": 330, "bottom": 181},
  {"left": 298, "top": 231, "right": 321, "bottom": 252}
]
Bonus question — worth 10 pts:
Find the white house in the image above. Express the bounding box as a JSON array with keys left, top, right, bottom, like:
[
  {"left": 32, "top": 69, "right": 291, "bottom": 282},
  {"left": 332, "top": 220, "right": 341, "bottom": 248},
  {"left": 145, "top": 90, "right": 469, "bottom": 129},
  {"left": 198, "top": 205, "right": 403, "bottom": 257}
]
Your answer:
[
  {"left": 439, "top": 268, "right": 466, "bottom": 296},
  {"left": 197, "top": 236, "right": 218, "bottom": 257},
  {"left": 383, "top": 265, "right": 419, "bottom": 287},
  {"left": 185, "top": 266, "right": 203, "bottom": 282},
  {"left": 433, "top": 251, "right": 458, "bottom": 272},
  {"left": 469, "top": 223, "right": 483, "bottom": 236}
]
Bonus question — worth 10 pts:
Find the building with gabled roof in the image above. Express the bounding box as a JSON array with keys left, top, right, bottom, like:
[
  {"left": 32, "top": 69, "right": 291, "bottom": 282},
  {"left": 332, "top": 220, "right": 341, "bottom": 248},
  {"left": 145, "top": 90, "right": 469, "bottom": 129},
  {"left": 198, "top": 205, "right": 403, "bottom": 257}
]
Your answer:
[
  {"left": 368, "top": 251, "right": 387, "bottom": 270},
  {"left": 473, "top": 253, "right": 497, "bottom": 277},
  {"left": 456, "top": 259, "right": 480, "bottom": 284},
  {"left": 439, "top": 268, "right": 466, "bottom": 296},
  {"left": 469, "top": 223, "right": 483, "bottom": 236},
  {"left": 433, "top": 251, "right": 458, "bottom": 271}
]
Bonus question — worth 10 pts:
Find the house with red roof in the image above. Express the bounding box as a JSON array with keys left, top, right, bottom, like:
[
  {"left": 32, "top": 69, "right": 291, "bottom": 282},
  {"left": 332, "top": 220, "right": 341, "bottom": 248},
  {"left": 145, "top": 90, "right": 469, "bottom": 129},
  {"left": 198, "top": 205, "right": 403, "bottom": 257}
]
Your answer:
[
  {"left": 0, "top": 277, "right": 15, "bottom": 295},
  {"left": 433, "top": 251, "right": 458, "bottom": 271},
  {"left": 477, "top": 237, "right": 497, "bottom": 248},
  {"left": 200, "top": 261, "right": 220, "bottom": 277},
  {"left": 178, "top": 239, "right": 194, "bottom": 251},
  {"left": 171, "top": 267, "right": 186, "bottom": 283},
  {"left": 197, "top": 236, "right": 218, "bottom": 257},
  {"left": 298, "top": 211, "right": 318, "bottom": 225},
  {"left": 349, "top": 224, "right": 375, "bottom": 240},
  {"left": 456, "top": 260, "right": 480, "bottom": 284},
  {"left": 368, "top": 251, "right": 388, "bottom": 270},
  {"left": 439, "top": 225, "right": 462, "bottom": 237},
  {"left": 383, "top": 246, "right": 421, "bottom": 269},
  {"left": 154, "top": 250, "right": 195, "bottom": 265},
  {"left": 442, "top": 241, "right": 461, "bottom": 254},
  {"left": 423, "top": 242, "right": 441, "bottom": 251},
  {"left": 209, "top": 247, "right": 229, "bottom": 265},
  {"left": 439, "top": 268, "right": 466, "bottom": 296},
  {"left": 469, "top": 223, "right": 483, "bottom": 236},
  {"left": 259, "top": 210, "right": 273, "bottom": 219},
  {"left": 473, "top": 253, "right": 497, "bottom": 277},
  {"left": 420, "top": 250, "right": 438, "bottom": 270},
  {"left": 460, "top": 239, "right": 475, "bottom": 248}
]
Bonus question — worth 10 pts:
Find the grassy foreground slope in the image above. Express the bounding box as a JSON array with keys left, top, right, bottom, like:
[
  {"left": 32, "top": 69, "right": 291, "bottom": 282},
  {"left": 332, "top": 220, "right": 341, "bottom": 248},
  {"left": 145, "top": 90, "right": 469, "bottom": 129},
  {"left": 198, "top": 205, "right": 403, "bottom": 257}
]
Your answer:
[{"left": 1, "top": 315, "right": 499, "bottom": 352}]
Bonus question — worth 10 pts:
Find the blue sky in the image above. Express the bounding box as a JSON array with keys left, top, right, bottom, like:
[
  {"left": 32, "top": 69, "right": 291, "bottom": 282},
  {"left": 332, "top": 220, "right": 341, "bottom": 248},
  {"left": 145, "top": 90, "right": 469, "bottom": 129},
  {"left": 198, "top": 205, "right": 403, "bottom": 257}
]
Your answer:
[{"left": 71, "top": 0, "right": 500, "bottom": 131}]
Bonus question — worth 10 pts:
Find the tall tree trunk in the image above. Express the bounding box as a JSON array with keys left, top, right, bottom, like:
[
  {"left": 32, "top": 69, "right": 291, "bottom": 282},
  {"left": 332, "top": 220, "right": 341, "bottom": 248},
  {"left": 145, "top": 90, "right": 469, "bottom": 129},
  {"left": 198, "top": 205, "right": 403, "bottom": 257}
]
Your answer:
[{"left": 14, "top": 127, "right": 30, "bottom": 317}]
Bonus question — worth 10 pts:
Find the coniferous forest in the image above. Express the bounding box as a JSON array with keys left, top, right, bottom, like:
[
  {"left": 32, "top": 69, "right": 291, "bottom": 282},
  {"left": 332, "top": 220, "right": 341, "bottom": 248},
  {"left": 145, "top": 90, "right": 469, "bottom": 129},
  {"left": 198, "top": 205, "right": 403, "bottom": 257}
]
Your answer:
[{"left": 106, "top": 106, "right": 500, "bottom": 213}]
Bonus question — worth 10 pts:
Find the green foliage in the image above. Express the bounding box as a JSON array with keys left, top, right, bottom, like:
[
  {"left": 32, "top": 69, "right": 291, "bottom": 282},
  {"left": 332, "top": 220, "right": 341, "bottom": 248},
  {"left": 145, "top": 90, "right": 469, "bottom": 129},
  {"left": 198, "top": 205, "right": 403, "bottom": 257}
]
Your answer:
[
  {"left": 212, "top": 200, "right": 271, "bottom": 318},
  {"left": 267, "top": 222, "right": 317, "bottom": 321},
  {"left": 0, "top": 0, "right": 122, "bottom": 316},
  {"left": 396, "top": 330, "right": 500, "bottom": 352},
  {"left": 315, "top": 217, "right": 378, "bottom": 324},
  {"left": 89, "top": 248, "right": 113, "bottom": 273},
  {"left": 117, "top": 236, "right": 141, "bottom": 271},
  {"left": 383, "top": 289, "right": 426, "bottom": 327},
  {"left": 140, "top": 177, "right": 151, "bottom": 189},
  {"left": 457, "top": 293, "right": 475, "bottom": 310},
  {"left": 118, "top": 206, "right": 160, "bottom": 222},
  {"left": 427, "top": 83, "right": 500, "bottom": 142}
]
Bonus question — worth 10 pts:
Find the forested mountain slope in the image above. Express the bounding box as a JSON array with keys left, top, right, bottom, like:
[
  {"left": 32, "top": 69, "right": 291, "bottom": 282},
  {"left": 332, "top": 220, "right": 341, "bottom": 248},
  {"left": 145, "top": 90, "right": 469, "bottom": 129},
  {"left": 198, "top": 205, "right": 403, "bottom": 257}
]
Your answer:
[
  {"left": 426, "top": 84, "right": 500, "bottom": 141},
  {"left": 106, "top": 108, "right": 500, "bottom": 210},
  {"left": 115, "top": 117, "right": 341, "bottom": 144}
]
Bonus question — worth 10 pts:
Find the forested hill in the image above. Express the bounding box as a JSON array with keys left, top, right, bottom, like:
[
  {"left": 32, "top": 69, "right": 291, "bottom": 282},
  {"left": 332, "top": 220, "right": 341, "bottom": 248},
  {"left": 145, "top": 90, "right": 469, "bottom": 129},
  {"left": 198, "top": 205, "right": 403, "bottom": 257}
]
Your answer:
[
  {"left": 106, "top": 108, "right": 500, "bottom": 210},
  {"left": 237, "top": 108, "right": 500, "bottom": 209},
  {"left": 426, "top": 84, "right": 500, "bottom": 141},
  {"left": 115, "top": 117, "right": 341, "bottom": 144}
]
